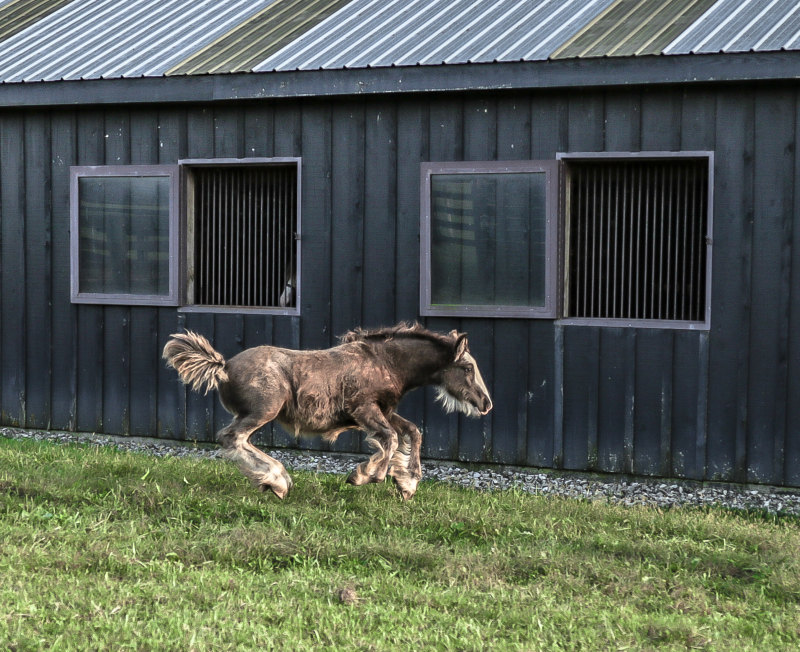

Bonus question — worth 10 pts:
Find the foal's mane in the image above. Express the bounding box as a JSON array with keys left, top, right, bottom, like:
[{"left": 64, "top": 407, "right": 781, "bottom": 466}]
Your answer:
[{"left": 339, "top": 322, "right": 454, "bottom": 349}]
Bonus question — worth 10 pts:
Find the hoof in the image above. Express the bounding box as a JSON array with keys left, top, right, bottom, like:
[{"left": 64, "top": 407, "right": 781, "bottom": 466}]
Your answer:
[
  {"left": 263, "top": 470, "right": 293, "bottom": 499},
  {"left": 390, "top": 471, "right": 419, "bottom": 500},
  {"left": 346, "top": 464, "right": 373, "bottom": 486}
]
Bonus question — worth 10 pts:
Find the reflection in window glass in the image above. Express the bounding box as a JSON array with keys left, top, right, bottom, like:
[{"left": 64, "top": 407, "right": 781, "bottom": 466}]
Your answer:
[
  {"left": 77, "top": 176, "right": 171, "bottom": 296},
  {"left": 430, "top": 172, "right": 548, "bottom": 309}
]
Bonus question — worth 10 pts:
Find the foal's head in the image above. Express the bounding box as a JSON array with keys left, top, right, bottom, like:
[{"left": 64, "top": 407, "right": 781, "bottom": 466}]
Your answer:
[{"left": 435, "top": 331, "right": 493, "bottom": 418}]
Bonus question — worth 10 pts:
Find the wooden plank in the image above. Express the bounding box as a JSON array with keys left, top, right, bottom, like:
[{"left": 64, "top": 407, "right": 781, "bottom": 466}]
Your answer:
[
  {"left": 50, "top": 110, "right": 78, "bottom": 430},
  {"left": 23, "top": 112, "right": 52, "bottom": 429},
  {"left": 128, "top": 110, "right": 160, "bottom": 437},
  {"left": 0, "top": 113, "right": 26, "bottom": 426},
  {"left": 527, "top": 321, "right": 556, "bottom": 468},
  {"left": 423, "top": 98, "right": 464, "bottom": 460},
  {"left": 512, "top": 95, "right": 560, "bottom": 468},
  {"left": 597, "top": 328, "right": 629, "bottom": 473},
  {"left": 640, "top": 88, "right": 681, "bottom": 151},
  {"left": 102, "top": 109, "right": 132, "bottom": 435},
  {"left": 362, "top": 99, "right": 398, "bottom": 328},
  {"left": 244, "top": 104, "right": 275, "bottom": 157},
  {"left": 561, "top": 326, "right": 599, "bottom": 469},
  {"left": 633, "top": 330, "right": 673, "bottom": 476},
  {"left": 458, "top": 98, "right": 498, "bottom": 462},
  {"left": 747, "top": 88, "right": 795, "bottom": 484},
  {"left": 393, "top": 98, "right": 428, "bottom": 436},
  {"left": 328, "top": 101, "right": 365, "bottom": 454},
  {"left": 671, "top": 332, "right": 702, "bottom": 479},
  {"left": 560, "top": 93, "right": 604, "bottom": 470},
  {"left": 681, "top": 88, "right": 717, "bottom": 151},
  {"left": 705, "top": 89, "right": 752, "bottom": 481},
  {"left": 786, "top": 91, "right": 800, "bottom": 487},
  {"left": 181, "top": 107, "right": 217, "bottom": 442},
  {"left": 603, "top": 90, "right": 642, "bottom": 151},
  {"left": 75, "top": 111, "right": 106, "bottom": 433},
  {"left": 156, "top": 108, "right": 187, "bottom": 440}
]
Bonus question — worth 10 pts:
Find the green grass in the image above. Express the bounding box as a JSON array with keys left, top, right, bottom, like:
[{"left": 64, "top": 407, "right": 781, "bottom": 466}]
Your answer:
[{"left": 1, "top": 437, "right": 799, "bottom": 651}]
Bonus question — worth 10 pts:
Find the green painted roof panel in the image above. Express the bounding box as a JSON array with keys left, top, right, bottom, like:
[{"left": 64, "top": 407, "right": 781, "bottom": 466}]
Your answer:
[
  {"left": 552, "top": 0, "right": 718, "bottom": 59},
  {"left": 168, "top": 0, "right": 352, "bottom": 75},
  {"left": 0, "top": 0, "right": 75, "bottom": 43}
]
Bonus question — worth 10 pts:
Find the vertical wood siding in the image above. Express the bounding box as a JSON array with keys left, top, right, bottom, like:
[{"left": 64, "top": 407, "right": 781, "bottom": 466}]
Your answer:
[{"left": 0, "top": 82, "right": 798, "bottom": 486}]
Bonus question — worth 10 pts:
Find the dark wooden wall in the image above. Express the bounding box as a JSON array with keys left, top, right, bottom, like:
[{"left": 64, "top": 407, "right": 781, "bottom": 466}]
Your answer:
[{"left": 1, "top": 82, "right": 798, "bottom": 486}]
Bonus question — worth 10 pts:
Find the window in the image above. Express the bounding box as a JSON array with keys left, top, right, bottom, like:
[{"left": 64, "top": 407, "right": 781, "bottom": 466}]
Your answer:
[
  {"left": 560, "top": 153, "right": 712, "bottom": 327},
  {"left": 70, "top": 165, "right": 179, "bottom": 305},
  {"left": 420, "top": 153, "right": 712, "bottom": 328},
  {"left": 420, "top": 161, "right": 558, "bottom": 318},
  {"left": 181, "top": 159, "right": 300, "bottom": 314},
  {"left": 70, "top": 158, "right": 301, "bottom": 314}
]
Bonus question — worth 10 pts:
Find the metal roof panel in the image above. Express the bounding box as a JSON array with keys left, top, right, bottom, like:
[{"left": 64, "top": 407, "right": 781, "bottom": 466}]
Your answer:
[
  {"left": 0, "top": 0, "right": 77, "bottom": 44},
  {"left": 168, "top": 0, "right": 353, "bottom": 75},
  {"left": 553, "top": 0, "right": 719, "bottom": 59},
  {"left": 665, "top": 0, "right": 800, "bottom": 54},
  {"left": 255, "top": 0, "right": 617, "bottom": 71},
  {"left": 0, "top": 0, "right": 277, "bottom": 82}
]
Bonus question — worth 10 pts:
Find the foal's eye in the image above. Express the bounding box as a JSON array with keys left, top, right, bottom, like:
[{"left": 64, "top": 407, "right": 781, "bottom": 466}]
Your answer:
[{"left": 464, "top": 364, "right": 474, "bottom": 374}]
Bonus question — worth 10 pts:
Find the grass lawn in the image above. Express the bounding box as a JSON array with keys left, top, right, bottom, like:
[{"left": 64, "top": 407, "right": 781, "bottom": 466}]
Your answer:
[{"left": 1, "top": 436, "right": 799, "bottom": 651}]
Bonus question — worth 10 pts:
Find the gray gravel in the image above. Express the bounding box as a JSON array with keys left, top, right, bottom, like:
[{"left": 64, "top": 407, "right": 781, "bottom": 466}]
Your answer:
[{"left": 3, "top": 426, "right": 800, "bottom": 515}]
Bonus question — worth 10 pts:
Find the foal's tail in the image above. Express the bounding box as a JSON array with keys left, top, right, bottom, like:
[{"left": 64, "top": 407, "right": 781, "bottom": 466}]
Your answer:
[{"left": 162, "top": 331, "right": 228, "bottom": 395}]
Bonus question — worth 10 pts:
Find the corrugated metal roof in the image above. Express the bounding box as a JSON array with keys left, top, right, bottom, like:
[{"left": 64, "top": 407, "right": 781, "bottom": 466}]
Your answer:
[
  {"left": 0, "top": 0, "right": 799, "bottom": 85},
  {"left": 552, "top": 0, "right": 718, "bottom": 58},
  {"left": 254, "top": 0, "right": 617, "bottom": 71},
  {"left": 167, "top": 0, "right": 352, "bottom": 75},
  {"left": 665, "top": 0, "right": 800, "bottom": 53},
  {"left": 0, "top": 0, "right": 76, "bottom": 43},
  {"left": 0, "top": 0, "right": 277, "bottom": 82}
]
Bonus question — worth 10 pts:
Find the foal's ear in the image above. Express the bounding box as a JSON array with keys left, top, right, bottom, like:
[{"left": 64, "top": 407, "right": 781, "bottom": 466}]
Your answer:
[{"left": 454, "top": 333, "right": 469, "bottom": 360}]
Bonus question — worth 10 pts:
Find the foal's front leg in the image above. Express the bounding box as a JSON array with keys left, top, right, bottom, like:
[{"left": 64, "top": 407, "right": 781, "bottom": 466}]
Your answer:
[
  {"left": 387, "top": 413, "right": 423, "bottom": 500},
  {"left": 346, "top": 405, "right": 398, "bottom": 487}
]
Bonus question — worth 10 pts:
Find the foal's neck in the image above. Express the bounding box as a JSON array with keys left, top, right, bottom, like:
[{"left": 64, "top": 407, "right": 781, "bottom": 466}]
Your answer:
[{"left": 383, "top": 336, "right": 452, "bottom": 392}]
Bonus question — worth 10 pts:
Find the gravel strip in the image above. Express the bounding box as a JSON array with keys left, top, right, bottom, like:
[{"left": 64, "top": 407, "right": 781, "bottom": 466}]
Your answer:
[{"left": 3, "top": 426, "right": 800, "bottom": 515}]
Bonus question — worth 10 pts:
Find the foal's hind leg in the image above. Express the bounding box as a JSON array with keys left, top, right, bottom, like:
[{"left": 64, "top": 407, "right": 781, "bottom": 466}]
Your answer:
[
  {"left": 217, "top": 414, "right": 293, "bottom": 499},
  {"left": 346, "top": 405, "right": 398, "bottom": 487},
  {"left": 387, "top": 414, "right": 423, "bottom": 500}
]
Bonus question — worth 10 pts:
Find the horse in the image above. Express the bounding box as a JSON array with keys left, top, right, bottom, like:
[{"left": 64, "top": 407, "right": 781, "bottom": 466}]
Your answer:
[{"left": 162, "top": 323, "right": 492, "bottom": 500}]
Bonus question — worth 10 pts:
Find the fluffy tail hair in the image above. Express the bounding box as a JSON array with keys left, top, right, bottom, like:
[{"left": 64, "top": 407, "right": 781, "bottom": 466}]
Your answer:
[{"left": 162, "top": 331, "right": 228, "bottom": 395}]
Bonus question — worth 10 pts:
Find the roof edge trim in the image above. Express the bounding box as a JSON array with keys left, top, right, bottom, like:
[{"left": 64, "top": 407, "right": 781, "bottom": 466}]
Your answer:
[{"left": 0, "top": 51, "right": 798, "bottom": 108}]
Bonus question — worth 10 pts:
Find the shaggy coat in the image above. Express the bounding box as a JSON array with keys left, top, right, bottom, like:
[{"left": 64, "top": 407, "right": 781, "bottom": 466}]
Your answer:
[{"left": 163, "top": 323, "right": 492, "bottom": 499}]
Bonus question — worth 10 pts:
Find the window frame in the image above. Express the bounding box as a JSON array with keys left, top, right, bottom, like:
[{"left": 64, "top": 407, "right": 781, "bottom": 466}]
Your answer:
[
  {"left": 69, "top": 164, "right": 180, "bottom": 306},
  {"left": 178, "top": 157, "right": 302, "bottom": 317},
  {"left": 557, "top": 151, "right": 714, "bottom": 331},
  {"left": 419, "top": 160, "right": 559, "bottom": 319}
]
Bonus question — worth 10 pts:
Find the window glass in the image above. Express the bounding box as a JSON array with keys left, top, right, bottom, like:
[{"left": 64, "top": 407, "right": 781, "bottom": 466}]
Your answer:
[
  {"left": 77, "top": 175, "right": 171, "bottom": 296},
  {"left": 431, "top": 172, "right": 548, "bottom": 308},
  {"left": 71, "top": 166, "right": 177, "bottom": 305},
  {"left": 422, "top": 162, "right": 557, "bottom": 318}
]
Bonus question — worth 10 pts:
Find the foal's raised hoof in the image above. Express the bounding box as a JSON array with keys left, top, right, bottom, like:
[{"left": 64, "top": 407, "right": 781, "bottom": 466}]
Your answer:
[
  {"left": 263, "top": 471, "right": 293, "bottom": 499},
  {"left": 389, "top": 469, "right": 419, "bottom": 500},
  {"left": 346, "top": 463, "right": 373, "bottom": 486}
]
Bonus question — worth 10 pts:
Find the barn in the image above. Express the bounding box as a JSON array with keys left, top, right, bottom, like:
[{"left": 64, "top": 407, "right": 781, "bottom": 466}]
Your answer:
[{"left": 0, "top": 0, "right": 798, "bottom": 486}]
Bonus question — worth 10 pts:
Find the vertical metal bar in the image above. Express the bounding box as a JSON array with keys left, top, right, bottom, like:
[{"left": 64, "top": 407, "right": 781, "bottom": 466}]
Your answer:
[
  {"left": 611, "top": 164, "right": 620, "bottom": 319},
  {"left": 656, "top": 164, "right": 667, "bottom": 319},
  {"left": 589, "top": 165, "right": 597, "bottom": 317},
  {"left": 621, "top": 163, "right": 630, "bottom": 319},
  {"left": 688, "top": 163, "right": 698, "bottom": 320}
]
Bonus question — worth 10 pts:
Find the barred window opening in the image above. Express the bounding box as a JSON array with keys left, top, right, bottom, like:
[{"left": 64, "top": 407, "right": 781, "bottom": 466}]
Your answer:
[{"left": 565, "top": 158, "right": 709, "bottom": 323}]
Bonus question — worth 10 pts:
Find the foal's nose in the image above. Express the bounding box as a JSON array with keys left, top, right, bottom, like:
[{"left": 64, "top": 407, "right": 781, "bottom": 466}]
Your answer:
[{"left": 480, "top": 394, "right": 493, "bottom": 415}]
